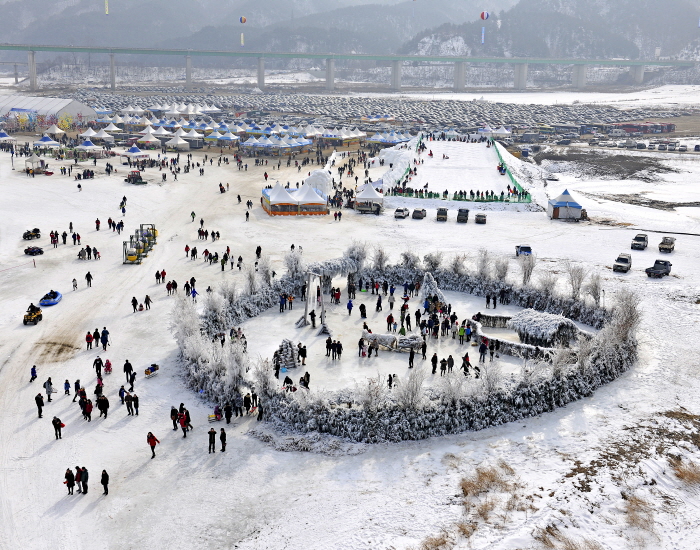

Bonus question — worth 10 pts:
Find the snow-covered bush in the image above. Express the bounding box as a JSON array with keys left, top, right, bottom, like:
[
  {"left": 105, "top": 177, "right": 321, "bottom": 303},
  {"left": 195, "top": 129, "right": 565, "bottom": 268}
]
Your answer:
[
  {"left": 345, "top": 240, "right": 368, "bottom": 272},
  {"left": 476, "top": 248, "right": 492, "bottom": 279},
  {"left": 423, "top": 251, "right": 444, "bottom": 272},
  {"left": 420, "top": 272, "right": 446, "bottom": 303},
  {"left": 243, "top": 265, "right": 259, "bottom": 295},
  {"left": 448, "top": 253, "right": 468, "bottom": 276},
  {"left": 586, "top": 272, "right": 602, "bottom": 307},
  {"left": 394, "top": 367, "right": 427, "bottom": 410},
  {"left": 565, "top": 261, "right": 588, "bottom": 299},
  {"left": 258, "top": 255, "right": 273, "bottom": 287},
  {"left": 518, "top": 254, "right": 537, "bottom": 286},
  {"left": 400, "top": 250, "right": 422, "bottom": 270},
  {"left": 372, "top": 245, "right": 389, "bottom": 271},
  {"left": 284, "top": 250, "right": 306, "bottom": 285},
  {"left": 493, "top": 258, "right": 510, "bottom": 282},
  {"left": 507, "top": 310, "right": 580, "bottom": 347}
]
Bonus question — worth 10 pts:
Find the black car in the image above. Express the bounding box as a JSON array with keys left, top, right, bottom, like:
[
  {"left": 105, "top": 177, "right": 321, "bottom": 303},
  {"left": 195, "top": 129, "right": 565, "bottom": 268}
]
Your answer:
[{"left": 412, "top": 208, "right": 427, "bottom": 219}]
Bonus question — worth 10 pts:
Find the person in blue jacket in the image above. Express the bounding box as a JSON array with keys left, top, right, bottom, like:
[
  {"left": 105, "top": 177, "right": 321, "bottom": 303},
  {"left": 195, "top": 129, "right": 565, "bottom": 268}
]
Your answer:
[
  {"left": 347, "top": 299, "right": 353, "bottom": 315},
  {"left": 30, "top": 365, "right": 37, "bottom": 383}
]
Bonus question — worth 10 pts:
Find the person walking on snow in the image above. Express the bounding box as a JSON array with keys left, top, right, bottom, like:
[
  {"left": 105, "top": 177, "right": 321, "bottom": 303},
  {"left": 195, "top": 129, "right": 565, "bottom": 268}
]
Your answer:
[
  {"left": 35, "top": 393, "right": 44, "bottom": 418},
  {"left": 85, "top": 271, "right": 93, "bottom": 288},
  {"left": 52, "top": 416, "right": 63, "bottom": 439},
  {"left": 220, "top": 428, "right": 227, "bottom": 452},
  {"left": 147, "top": 432, "right": 160, "bottom": 458},
  {"left": 100, "top": 328, "right": 110, "bottom": 351},
  {"left": 208, "top": 428, "right": 217, "bottom": 453},
  {"left": 131, "top": 297, "right": 138, "bottom": 312},
  {"left": 65, "top": 469, "right": 75, "bottom": 495},
  {"left": 43, "top": 377, "right": 53, "bottom": 402},
  {"left": 101, "top": 470, "right": 109, "bottom": 495},
  {"left": 30, "top": 365, "right": 37, "bottom": 383}
]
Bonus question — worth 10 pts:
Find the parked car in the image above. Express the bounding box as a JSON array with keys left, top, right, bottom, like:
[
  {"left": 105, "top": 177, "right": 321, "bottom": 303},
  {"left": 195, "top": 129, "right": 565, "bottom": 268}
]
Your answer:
[
  {"left": 456, "top": 208, "right": 470, "bottom": 223},
  {"left": 647, "top": 144, "right": 656, "bottom": 150},
  {"left": 613, "top": 253, "right": 632, "bottom": 273},
  {"left": 659, "top": 236, "right": 676, "bottom": 253},
  {"left": 694, "top": 144, "right": 700, "bottom": 152},
  {"left": 668, "top": 144, "right": 676, "bottom": 151},
  {"left": 436, "top": 207, "right": 448, "bottom": 222},
  {"left": 631, "top": 233, "right": 648, "bottom": 250},
  {"left": 412, "top": 208, "right": 426, "bottom": 219},
  {"left": 658, "top": 144, "right": 668, "bottom": 151},
  {"left": 475, "top": 213, "right": 487, "bottom": 224},
  {"left": 679, "top": 145, "right": 688, "bottom": 152},
  {"left": 645, "top": 259, "right": 672, "bottom": 278},
  {"left": 515, "top": 245, "right": 532, "bottom": 257},
  {"left": 636, "top": 143, "right": 646, "bottom": 149},
  {"left": 394, "top": 207, "right": 410, "bottom": 219}
]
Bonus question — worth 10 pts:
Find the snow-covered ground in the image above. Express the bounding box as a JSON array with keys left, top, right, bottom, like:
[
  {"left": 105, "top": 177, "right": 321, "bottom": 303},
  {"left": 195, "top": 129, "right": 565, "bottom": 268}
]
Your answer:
[
  {"left": 359, "top": 84, "right": 700, "bottom": 108},
  {"left": 2, "top": 128, "right": 700, "bottom": 550}
]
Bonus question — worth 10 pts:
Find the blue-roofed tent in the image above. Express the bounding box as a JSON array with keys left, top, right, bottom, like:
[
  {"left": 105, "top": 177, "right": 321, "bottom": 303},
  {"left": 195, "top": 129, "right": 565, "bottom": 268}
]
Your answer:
[{"left": 547, "top": 189, "right": 583, "bottom": 220}]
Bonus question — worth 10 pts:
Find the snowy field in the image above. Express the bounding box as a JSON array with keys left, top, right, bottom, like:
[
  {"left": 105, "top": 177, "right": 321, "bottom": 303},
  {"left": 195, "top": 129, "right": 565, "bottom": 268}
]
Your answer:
[
  {"left": 401, "top": 140, "right": 511, "bottom": 197},
  {"left": 360, "top": 84, "right": 700, "bottom": 108},
  {"left": 1, "top": 123, "right": 700, "bottom": 550}
]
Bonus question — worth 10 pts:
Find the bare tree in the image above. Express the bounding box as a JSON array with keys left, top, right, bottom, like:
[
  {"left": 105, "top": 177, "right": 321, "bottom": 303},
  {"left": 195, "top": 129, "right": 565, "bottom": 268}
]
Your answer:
[
  {"left": 284, "top": 250, "right": 305, "bottom": 281},
  {"left": 345, "top": 240, "right": 368, "bottom": 270},
  {"left": 481, "top": 362, "right": 503, "bottom": 394},
  {"left": 243, "top": 265, "right": 258, "bottom": 295},
  {"left": 423, "top": 251, "right": 444, "bottom": 272},
  {"left": 394, "top": 367, "right": 427, "bottom": 409},
  {"left": 258, "top": 254, "right": 272, "bottom": 287},
  {"left": 537, "top": 270, "right": 558, "bottom": 294},
  {"left": 493, "top": 257, "right": 510, "bottom": 281},
  {"left": 439, "top": 371, "right": 467, "bottom": 405},
  {"left": 518, "top": 254, "right": 537, "bottom": 286},
  {"left": 218, "top": 280, "right": 238, "bottom": 303},
  {"left": 356, "top": 374, "right": 387, "bottom": 411},
  {"left": 476, "top": 248, "right": 492, "bottom": 279},
  {"left": 448, "top": 253, "right": 467, "bottom": 275},
  {"left": 372, "top": 245, "right": 389, "bottom": 272},
  {"left": 611, "top": 289, "right": 641, "bottom": 342},
  {"left": 585, "top": 271, "right": 602, "bottom": 307},
  {"left": 565, "top": 261, "right": 588, "bottom": 298},
  {"left": 400, "top": 250, "right": 422, "bottom": 270}
]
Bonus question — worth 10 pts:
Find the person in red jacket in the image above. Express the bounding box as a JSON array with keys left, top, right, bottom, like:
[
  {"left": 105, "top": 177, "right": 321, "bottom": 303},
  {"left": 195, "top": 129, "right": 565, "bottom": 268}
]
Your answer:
[
  {"left": 160, "top": 269, "right": 166, "bottom": 281},
  {"left": 85, "top": 331, "right": 94, "bottom": 350},
  {"left": 184, "top": 245, "right": 190, "bottom": 257},
  {"left": 147, "top": 432, "right": 160, "bottom": 458}
]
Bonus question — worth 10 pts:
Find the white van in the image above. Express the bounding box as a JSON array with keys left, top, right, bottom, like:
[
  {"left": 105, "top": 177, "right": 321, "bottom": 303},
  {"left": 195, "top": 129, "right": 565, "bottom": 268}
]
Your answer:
[{"left": 609, "top": 129, "right": 628, "bottom": 137}]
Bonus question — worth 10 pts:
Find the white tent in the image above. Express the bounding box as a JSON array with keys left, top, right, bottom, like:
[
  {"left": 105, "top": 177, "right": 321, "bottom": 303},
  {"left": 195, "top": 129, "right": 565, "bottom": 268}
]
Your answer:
[
  {"left": 45, "top": 124, "right": 65, "bottom": 135},
  {"left": 33, "top": 135, "right": 60, "bottom": 147},
  {"left": 79, "top": 127, "right": 97, "bottom": 138},
  {"left": 547, "top": 189, "right": 583, "bottom": 220},
  {"left": 75, "top": 139, "right": 101, "bottom": 151},
  {"left": 92, "top": 129, "right": 114, "bottom": 140},
  {"left": 356, "top": 184, "right": 383, "bottom": 203},
  {"left": 122, "top": 145, "right": 150, "bottom": 159},
  {"left": 185, "top": 129, "right": 203, "bottom": 138},
  {"left": 174, "top": 128, "right": 188, "bottom": 137},
  {"left": 104, "top": 123, "right": 121, "bottom": 132},
  {"left": 138, "top": 125, "right": 155, "bottom": 135},
  {"left": 493, "top": 126, "right": 512, "bottom": 136},
  {"left": 268, "top": 182, "right": 298, "bottom": 205},
  {"left": 137, "top": 133, "right": 161, "bottom": 144},
  {"left": 165, "top": 136, "right": 190, "bottom": 150},
  {"left": 152, "top": 126, "right": 172, "bottom": 136},
  {"left": 296, "top": 183, "right": 326, "bottom": 205}
]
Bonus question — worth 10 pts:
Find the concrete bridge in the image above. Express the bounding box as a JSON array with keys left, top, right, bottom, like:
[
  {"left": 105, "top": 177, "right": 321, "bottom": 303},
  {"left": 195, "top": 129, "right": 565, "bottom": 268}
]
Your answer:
[{"left": 0, "top": 43, "right": 694, "bottom": 93}]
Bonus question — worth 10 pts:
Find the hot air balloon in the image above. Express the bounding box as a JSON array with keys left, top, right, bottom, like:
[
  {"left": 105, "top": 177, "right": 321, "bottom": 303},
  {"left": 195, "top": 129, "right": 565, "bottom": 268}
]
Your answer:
[
  {"left": 240, "top": 16, "right": 246, "bottom": 24},
  {"left": 480, "top": 11, "right": 489, "bottom": 20}
]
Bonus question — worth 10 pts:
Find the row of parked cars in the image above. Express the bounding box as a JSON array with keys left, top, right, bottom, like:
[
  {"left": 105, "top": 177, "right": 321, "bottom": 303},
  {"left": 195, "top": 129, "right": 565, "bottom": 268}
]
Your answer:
[
  {"left": 612, "top": 234, "right": 676, "bottom": 278},
  {"left": 394, "top": 207, "right": 487, "bottom": 224}
]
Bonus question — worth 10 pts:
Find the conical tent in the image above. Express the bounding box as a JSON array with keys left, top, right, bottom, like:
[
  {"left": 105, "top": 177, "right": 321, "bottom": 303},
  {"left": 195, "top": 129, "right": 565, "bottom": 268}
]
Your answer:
[
  {"left": 356, "top": 184, "right": 383, "bottom": 202},
  {"left": 547, "top": 189, "right": 582, "bottom": 220},
  {"left": 296, "top": 183, "right": 326, "bottom": 205},
  {"left": 268, "top": 183, "right": 298, "bottom": 205},
  {"left": 33, "top": 135, "right": 60, "bottom": 147},
  {"left": 103, "top": 123, "right": 120, "bottom": 132},
  {"left": 80, "top": 127, "right": 97, "bottom": 137},
  {"left": 45, "top": 124, "right": 65, "bottom": 135},
  {"left": 165, "top": 136, "right": 190, "bottom": 150}
]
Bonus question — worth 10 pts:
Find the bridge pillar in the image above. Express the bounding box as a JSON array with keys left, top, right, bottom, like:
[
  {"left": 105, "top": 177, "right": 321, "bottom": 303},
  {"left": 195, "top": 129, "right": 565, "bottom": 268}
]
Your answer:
[
  {"left": 28, "top": 50, "right": 37, "bottom": 92},
  {"left": 109, "top": 53, "right": 116, "bottom": 91},
  {"left": 325, "top": 58, "right": 335, "bottom": 91},
  {"left": 185, "top": 55, "right": 192, "bottom": 90},
  {"left": 572, "top": 64, "right": 587, "bottom": 89},
  {"left": 14, "top": 63, "right": 19, "bottom": 84},
  {"left": 631, "top": 65, "right": 645, "bottom": 85},
  {"left": 390, "top": 60, "right": 401, "bottom": 91},
  {"left": 257, "top": 57, "right": 265, "bottom": 90},
  {"left": 453, "top": 62, "right": 466, "bottom": 91},
  {"left": 513, "top": 63, "right": 528, "bottom": 90}
]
